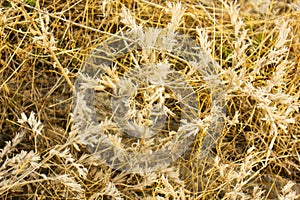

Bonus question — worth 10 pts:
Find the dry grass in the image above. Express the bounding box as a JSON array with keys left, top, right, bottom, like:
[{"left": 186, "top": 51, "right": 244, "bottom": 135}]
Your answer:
[{"left": 0, "top": 0, "right": 299, "bottom": 199}]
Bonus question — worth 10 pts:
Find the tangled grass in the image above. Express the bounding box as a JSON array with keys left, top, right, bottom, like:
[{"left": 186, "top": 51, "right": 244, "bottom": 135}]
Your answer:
[{"left": 0, "top": 0, "right": 299, "bottom": 199}]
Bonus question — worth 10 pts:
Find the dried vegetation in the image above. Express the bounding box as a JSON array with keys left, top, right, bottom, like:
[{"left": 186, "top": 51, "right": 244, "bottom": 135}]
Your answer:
[{"left": 0, "top": 0, "right": 299, "bottom": 199}]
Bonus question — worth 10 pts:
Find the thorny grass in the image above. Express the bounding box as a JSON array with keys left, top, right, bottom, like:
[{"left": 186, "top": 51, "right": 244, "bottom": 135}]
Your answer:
[{"left": 0, "top": 0, "right": 299, "bottom": 199}]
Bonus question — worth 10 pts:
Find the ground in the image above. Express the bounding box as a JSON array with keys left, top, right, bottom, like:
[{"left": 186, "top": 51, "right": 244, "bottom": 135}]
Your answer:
[{"left": 0, "top": 0, "right": 299, "bottom": 199}]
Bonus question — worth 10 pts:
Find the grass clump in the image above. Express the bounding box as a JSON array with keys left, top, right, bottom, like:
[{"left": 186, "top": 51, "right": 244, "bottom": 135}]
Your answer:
[{"left": 0, "top": 0, "right": 299, "bottom": 199}]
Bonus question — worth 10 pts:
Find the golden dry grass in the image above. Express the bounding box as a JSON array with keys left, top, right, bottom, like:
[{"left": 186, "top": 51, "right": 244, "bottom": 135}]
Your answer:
[{"left": 0, "top": 0, "right": 299, "bottom": 199}]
